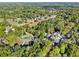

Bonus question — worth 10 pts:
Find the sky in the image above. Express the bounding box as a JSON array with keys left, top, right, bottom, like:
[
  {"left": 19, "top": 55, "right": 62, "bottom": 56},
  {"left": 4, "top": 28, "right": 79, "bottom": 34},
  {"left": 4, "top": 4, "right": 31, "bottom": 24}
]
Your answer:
[{"left": 0, "top": 0, "right": 79, "bottom": 2}]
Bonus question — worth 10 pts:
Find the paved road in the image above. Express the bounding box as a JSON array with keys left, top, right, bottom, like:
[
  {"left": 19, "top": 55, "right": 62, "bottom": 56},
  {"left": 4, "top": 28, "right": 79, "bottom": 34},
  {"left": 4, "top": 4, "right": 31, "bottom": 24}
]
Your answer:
[{"left": 27, "top": 15, "right": 56, "bottom": 27}]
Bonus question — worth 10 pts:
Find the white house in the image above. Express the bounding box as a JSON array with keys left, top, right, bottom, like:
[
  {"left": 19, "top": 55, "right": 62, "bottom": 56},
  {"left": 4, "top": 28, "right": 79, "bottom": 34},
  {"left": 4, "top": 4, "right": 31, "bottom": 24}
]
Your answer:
[
  {"left": 5, "top": 26, "right": 15, "bottom": 34},
  {"left": 52, "top": 32, "right": 62, "bottom": 43},
  {"left": 5, "top": 26, "right": 11, "bottom": 34}
]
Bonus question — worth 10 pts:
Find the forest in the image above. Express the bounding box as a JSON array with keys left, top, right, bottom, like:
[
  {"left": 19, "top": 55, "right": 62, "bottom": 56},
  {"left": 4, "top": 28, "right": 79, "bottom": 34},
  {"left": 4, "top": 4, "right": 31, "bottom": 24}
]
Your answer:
[{"left": 0, "top": 2, "right": 79, "bottom": 57}]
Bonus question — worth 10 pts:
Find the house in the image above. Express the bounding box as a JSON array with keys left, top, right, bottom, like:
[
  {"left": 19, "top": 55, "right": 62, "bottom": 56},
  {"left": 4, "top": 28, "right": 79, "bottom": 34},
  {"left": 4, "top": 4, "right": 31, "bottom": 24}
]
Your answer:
[
  {"left": 34, "top": 19, "right": 38, "bottom": 22},
  {"left": 5, "top": 26, "right": 11, "bottom": 34},
  {"left": 5, "top": 26, "right": 15, "bottom": 34},
  {"left": 63, "top": 15, "right": 68, "bottom": 20},
  {"left": 52, "top": 32, "right": 62, "bottom": 44},
  {"left": 0, "top": 38, "right": 9, "bottom": 45},
  {"left": 54, "top": 32, "right": 61, "bottom": 37},
  {"left": 19, "top": 39, "right": 33, "bottom": 45},
  {"left": 17, "top": 32, "right": 34, "bottom": 47},
  {"left": 45, "top": 33, "right": 51, "bottom": 39}
]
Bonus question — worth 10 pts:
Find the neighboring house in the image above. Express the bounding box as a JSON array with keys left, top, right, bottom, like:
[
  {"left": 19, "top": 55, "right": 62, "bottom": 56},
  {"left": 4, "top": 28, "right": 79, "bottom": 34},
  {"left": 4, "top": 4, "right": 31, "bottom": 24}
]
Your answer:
[
  {"left": 0, "top": 38, "right": 8, "bottom": 45},
  {"left": 5, "top": 26, "right": 15, "bottom": 34},
  {"left": 52, "top": 32, "right": 62, "bottom": 44},
  {"left": 34, "top": 18, "right": 38, "bottom": 22},
  {"left": 19, "top": 39, "right": 33, "bottom": 45},
  {"left": 17, "top": 32, "right": 34, "bottom": 46},
  {"left": 63, "top": 14, "right": 68, "bottom": 20},
  {"left": 5, "top": 26, "right": 11, "bottom": 34},
  {"left": 45, "top": 33, "right": 51, "bottom": 39}
]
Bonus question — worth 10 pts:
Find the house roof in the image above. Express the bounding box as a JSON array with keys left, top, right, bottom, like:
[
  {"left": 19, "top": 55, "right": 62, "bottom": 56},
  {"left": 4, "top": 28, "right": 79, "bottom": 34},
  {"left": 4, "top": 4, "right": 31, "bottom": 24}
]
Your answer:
[
  {"left": 17, "top": 32, "right": 34, "bottom": 45},
  {"left": 54, "top": 32, "right": 60, "bottom": 37},
  {"left": 5, "top": 26, "right": 11, "bottom": 33},
  {"left": 53, "top": 32, "right": 62, "bottom": 43}
]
